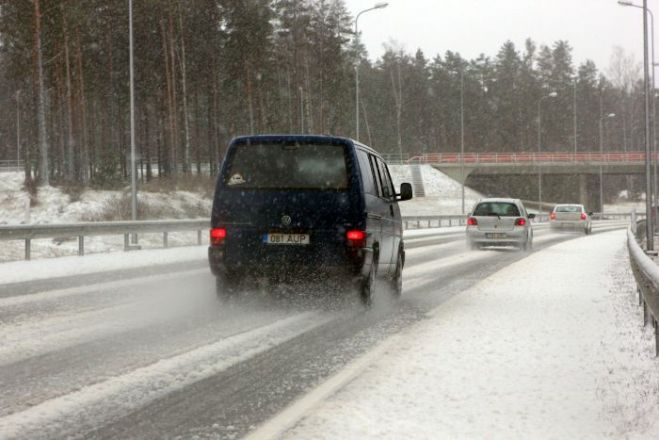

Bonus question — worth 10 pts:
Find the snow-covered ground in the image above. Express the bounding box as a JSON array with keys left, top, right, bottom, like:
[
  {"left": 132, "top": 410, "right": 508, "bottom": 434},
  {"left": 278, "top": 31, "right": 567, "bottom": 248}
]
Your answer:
[
  {"left": 389, "top": 165, "right": 482, "bottom": 216},
  {"left": 257, "top": 230, "right": 659, "bottom": 440},
  {"left": 0, "top": 172, "right": 212, "bottom": 262}
]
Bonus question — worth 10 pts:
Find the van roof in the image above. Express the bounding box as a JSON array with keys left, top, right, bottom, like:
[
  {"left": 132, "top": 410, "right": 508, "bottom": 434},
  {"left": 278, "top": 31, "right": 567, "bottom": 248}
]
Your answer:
[{"left": 229, "top": 134, "right": 380, "bottom": 156}]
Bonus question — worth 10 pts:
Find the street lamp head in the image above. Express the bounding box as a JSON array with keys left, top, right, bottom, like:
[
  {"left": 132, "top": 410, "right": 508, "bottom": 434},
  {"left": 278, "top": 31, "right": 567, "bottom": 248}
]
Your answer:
[
  {"left": 374, "top": 2, "right": 389, "bottom": 8},
  {"left": 607, "top": 113, "right": 616, "bottom": 118},
  {"left": 548, "top": 91, "right": 558, "bottom": 98},
  {"left": 617, "top": 0, "right": 635, "bottom": 6}
]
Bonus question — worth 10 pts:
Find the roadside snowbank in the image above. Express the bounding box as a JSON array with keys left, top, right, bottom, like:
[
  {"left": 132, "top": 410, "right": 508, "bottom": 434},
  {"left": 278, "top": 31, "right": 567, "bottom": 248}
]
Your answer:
[
  {"left": 388, "top": 165, "right": 481, "bottom": 215},
  {"left": 0, "top": 172, "right": 212, "bottom": 262},
  {"left": 280, "top": 230, "right": 659, "bottom": 439}
]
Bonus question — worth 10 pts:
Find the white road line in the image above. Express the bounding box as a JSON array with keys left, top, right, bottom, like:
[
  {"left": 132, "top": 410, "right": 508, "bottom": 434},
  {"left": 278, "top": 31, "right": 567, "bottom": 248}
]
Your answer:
[
  {"left": 0, "top": 312, "right": 332, "bottom": 440},
  {"left": 0, "top": 268, "right": 208, "bottom": 306},
  {"left": 243, "top": 332, "right": 404, "bottom": 440}
]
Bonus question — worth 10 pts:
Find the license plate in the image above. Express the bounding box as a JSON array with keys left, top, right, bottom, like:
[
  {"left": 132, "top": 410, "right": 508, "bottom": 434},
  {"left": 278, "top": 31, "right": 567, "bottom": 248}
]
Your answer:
[
  {"left": 486, "top": 233, "right": 507, "bottom": 239},
  {"left": 264, "top": 233, "right": 310, "bottom": 245}
]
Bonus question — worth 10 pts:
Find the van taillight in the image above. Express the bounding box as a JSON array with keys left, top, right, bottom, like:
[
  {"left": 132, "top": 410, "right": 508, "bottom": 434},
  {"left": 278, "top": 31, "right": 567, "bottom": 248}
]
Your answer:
[
  {"left": 346, "top": 230, "right": 366, "bottom": 248},
  {"left": 549, "top": 212, "right": 556, "bottom": 220},
  {"left": 210, "top": 228, "right": 227, "bottom": 246},
  {"left": 467, "top": 217, "right": 478, "bottom": 226},
  {"left": 515, "top": 218, "right": 526, "bottom": 226},
  {"left": 580, "top": 212, "right": 587, "bottom": 220}
]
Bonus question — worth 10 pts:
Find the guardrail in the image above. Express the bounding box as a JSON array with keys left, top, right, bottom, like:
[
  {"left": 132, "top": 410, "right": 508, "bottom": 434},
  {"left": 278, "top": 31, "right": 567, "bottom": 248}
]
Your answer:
[
  {"left": 0, "top": 212, "right": 638, "bottom": 261},
  {"left": 627, "top": 219, "right": 659, "bottom": 356},
  {"left": 0, "top": 160, "right": 24, "bottom": 172},
  {"left": 403, "top": 215, "right": 467, "bottom": 229},
  {"left": 0, "top": 219, "right": 209, "bottom": 260},
  {"left": 406, "top": 151, "right": 657, "bottom": 165}
]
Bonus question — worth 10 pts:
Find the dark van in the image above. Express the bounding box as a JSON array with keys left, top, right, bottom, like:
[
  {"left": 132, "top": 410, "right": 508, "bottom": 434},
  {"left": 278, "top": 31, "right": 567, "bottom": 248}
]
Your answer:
[{"left": 208, "top": 135, "right": 413, "bottom": 306}]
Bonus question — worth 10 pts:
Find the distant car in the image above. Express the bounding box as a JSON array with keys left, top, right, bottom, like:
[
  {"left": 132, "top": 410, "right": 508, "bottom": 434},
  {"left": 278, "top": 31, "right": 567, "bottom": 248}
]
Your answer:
[
  {"left": 549, "top": 204, "right": 592, "bottom": 234},
  {"left": 466, "top": 198, "right": 534, "bottom": 250},
  {"left": 208, "top": 135, "right": 413, "bottom": 306}
]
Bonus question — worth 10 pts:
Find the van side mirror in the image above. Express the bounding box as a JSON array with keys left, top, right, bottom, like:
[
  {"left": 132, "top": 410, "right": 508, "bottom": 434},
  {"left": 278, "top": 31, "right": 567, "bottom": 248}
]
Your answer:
[
  {"left": 588, "top": 212, "right": 593, "bottom": 216},
  {"left": 397, "top": 183, "right": 413, "bottom": 201},
  {"left": 528, "top": 213, "right": 536, "bottom": 219}
]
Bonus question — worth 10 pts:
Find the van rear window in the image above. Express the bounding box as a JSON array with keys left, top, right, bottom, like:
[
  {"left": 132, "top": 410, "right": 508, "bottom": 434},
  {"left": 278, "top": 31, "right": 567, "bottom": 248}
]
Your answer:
[{"left": 224, "top": 143, "right": 349, "bottom": 190}]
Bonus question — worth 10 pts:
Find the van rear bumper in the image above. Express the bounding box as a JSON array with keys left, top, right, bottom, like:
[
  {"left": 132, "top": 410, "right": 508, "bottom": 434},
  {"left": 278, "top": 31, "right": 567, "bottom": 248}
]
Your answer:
[{"left": 208, "top": 246, "right": 374, "bottom": 280}]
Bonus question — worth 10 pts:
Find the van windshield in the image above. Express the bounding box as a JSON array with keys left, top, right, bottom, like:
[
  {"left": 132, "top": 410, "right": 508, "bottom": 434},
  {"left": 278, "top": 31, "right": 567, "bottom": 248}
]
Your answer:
[{"left": 224, "top": 142, "right": 349, "bottom": 190}]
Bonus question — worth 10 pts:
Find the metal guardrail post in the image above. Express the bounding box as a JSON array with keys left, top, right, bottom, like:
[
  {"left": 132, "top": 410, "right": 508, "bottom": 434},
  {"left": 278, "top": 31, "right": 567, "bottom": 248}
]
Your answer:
[
  {"left": 163, "top": 232, "right": 168, "bottom": 248},
  {"left": 124, "top": 233, "right": 129, "bottom": 251},
  {"left": 25, "top": 238, "right": 30, "bottom": 261},
  {"left": 78, "top": 236, "right": 84, "bottom": 256},
  {"left": 197, "top": 230, "right": 202, "bottom": 245}
]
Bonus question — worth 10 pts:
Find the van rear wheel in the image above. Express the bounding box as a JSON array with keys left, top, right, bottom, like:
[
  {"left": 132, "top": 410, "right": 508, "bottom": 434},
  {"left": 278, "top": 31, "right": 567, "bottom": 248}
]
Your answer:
[
  {"left": 360, "top": 263, "right": 376, "bottom": 308},
  {"left": 390, "top": 253, "right": 403, "bottom": 298}
]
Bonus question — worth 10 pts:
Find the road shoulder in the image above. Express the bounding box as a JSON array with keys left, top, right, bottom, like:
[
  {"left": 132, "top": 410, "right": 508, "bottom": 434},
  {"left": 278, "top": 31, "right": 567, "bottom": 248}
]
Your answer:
[{"left": 256, "top": 229, "right": 659, "bottom": 440}]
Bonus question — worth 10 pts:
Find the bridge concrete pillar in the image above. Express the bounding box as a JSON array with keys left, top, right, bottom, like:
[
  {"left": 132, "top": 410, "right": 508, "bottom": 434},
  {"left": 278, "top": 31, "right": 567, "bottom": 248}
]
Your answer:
[
  {"left": 579, "top": 174, "right": 588, "bottom": 208},
  {"left": 578, "top": 174, "right": 602, "bottom": 212}
]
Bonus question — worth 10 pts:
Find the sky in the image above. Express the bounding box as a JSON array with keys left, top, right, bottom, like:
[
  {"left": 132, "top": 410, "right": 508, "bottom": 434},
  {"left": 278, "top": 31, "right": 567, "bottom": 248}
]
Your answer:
[{"left": 343, "top": 0, "right": 647, "bottom": 73}]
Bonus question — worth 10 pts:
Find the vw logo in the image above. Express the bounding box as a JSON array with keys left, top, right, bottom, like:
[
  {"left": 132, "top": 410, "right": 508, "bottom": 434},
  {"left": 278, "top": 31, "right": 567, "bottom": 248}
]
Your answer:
[{"left": 281, "top": 215, "right": 292, "bottom": 226}]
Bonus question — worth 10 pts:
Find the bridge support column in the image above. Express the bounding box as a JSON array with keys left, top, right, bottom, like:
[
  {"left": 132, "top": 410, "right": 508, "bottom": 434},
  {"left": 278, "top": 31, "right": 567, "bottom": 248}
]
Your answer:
[
  {"left": 578, "top": 174, "right": 602, "bottom": 212},
  {"left": 579, "top": 174, "right": 588, "bottom": 208}
]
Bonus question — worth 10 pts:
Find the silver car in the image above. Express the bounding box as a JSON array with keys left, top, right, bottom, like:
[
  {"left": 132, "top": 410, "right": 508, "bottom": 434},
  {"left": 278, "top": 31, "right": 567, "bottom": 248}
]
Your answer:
[
  {"left": 549, "top": 204, "right": 592, "bottom": 234},
  {"left": 466, "top": 198, "right": 535, "bottom": 250}
]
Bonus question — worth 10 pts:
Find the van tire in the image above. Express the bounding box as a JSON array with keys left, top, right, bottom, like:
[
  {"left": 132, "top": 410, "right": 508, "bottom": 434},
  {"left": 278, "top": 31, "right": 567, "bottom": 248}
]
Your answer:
[
  {"left": 360, "top": 262, "right": 376, "bottom": 308},
  {"left": 390, "top": 253, "right": 403, "bottom": 298}
]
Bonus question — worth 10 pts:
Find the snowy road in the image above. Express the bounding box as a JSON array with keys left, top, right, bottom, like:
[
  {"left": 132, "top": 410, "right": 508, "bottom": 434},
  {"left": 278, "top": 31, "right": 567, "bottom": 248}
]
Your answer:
[{"left": 0, "top": 221, "right": 630, "bottom": 439}]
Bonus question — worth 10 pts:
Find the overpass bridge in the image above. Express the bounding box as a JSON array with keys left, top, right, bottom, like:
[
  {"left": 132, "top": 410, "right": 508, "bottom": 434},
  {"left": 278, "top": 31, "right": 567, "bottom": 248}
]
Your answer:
[
  {"left": 407, "top": 151, "right": 653, "bottom": 179},
  {"left": 403, "top": 151, "right": 655, "bottom": 211}
]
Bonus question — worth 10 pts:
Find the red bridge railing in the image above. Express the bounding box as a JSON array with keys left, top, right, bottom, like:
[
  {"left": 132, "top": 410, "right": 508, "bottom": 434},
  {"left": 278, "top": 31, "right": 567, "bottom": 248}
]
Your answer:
[{"left": 407, "top": 151, "right": 655, "bottom": 165}]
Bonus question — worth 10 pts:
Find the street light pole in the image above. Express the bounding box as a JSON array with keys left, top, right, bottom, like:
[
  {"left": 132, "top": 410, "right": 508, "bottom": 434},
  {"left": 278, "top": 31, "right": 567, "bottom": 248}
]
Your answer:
[
  {"left": 354, "top": 2, "right": 388, "bottom": 141},
  {"left": 599, "top": 113, "right": 616, "bottom": 213},
  {"left": 537, "top": 92, "right": 558, "bottom": 214},
  {"left": 619, "top": 0, "right": 655, "bottom": 249},
  {"left": 459, "top": 69, "right": 465, "bottom": 214},
  {"left": 15, "top": 90, "right": 21, "bottom": 164},
  {"left": 128, "top": 0, "right": 138, "bottom": 237},
  {"left": 573, "top": 78, "right": 578, "bottom": 155}
]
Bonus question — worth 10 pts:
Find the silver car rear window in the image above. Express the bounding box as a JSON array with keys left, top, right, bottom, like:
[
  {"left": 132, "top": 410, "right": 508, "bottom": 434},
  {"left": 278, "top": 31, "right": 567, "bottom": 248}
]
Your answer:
[
  {"left": 473, "top": 202, "right": 520, "bottom": 217},
  {"left": 555, "top": 206, "right": 581, "bottom": 213}
]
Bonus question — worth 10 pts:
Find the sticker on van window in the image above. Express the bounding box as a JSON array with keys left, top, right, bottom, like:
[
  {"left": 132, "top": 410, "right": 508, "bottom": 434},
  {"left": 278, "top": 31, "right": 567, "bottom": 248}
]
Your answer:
[{"left": 228, "top": 173, "right": 246, "bottom": 186}]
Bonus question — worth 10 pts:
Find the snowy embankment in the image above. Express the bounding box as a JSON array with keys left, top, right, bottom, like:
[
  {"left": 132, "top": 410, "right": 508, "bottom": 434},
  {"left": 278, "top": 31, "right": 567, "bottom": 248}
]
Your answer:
[
  {"left": 388, "top": 165, "right": 481, "bottom": 216},
  {"left": 0, "top": 172, "right": 212, "bottom": 262},
  {"left": 254, "top": 230, "right": 659, "bottom": 439}
]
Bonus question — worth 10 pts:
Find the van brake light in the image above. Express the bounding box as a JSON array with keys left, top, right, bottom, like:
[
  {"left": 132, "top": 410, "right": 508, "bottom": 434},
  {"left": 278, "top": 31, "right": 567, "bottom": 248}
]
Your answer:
[
  {"left": 515, "top": 218, "right": 526, "bottom": 226},
  {"left": 580, "top": 212, "right": 587, "bottom": 220},
  {"left": 549, "top": 212, "right": 556, "bottom": 220},
  {"left": 467, "top": 217, "right": 478, "bottom": 226},
  {"left": 346, "top": 230, "right": 366, "bottom": 248},
  {"left": 210, "top": 228, "right": 227, "bottom": 246}
]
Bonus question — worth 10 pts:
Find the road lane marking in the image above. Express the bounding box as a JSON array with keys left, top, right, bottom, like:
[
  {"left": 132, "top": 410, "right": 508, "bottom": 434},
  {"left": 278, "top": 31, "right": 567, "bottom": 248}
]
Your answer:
[{"left": 0, "top": 311, "right": 332, "bottom": 440}]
